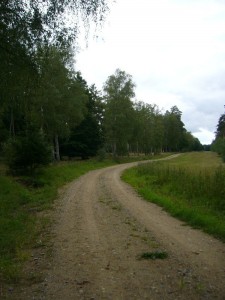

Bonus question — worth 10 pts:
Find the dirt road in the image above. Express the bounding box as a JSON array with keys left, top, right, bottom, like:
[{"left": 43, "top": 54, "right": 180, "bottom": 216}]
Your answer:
[{"left": 16, "top": 156, "right": 225, "bottom": 299}]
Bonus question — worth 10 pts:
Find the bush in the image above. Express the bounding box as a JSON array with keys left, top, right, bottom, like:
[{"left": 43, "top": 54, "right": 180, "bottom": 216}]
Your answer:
[
  {"left": 4, "top": 130, "right": 51, "bottom": 174},
  {"left": 211, "top": 138, "right": 225, "bottom": 162},
  {"left": 97, "top": 148, "right": 107, "bottom": 161}
]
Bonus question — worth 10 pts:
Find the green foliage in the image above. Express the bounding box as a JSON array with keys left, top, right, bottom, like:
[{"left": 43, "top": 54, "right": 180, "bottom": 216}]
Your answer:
[
  {"left": 122, "top": 152, "right": 225, "bottom": 241},
  {"left": 212, "top": 138, "right": 225, "bottom": 162},
  {"left": 60, "top": 81, "right": 104, "bottom": 159},
  {"left": 131, "top": 102, "right": 164, "bottom": 154},
  {"left": 35, "top": 48, "right": 88, "bottom": 160},
  {"left": 103, "top": 69, "right": 136, "bottom": 156},
  {"left": 130, "top": 102, "right": 202, "bottom": 154},
  {"left": 97, "top": 148, "right": 107, "bottom": 161},
  {"left": 0, "top": 0, "right": 110, "bottom": 165},
  {"left": 4, "top": 130, "right": 51, "bottom": 174},
  {"left": 212, "top": 108, "right": 225, "bottom": 162},
  {"left": 1, "top": 0, "right": 205, "bottom": 168},
  {"left": 0, "top": 0, "right": 109, "bottom": 54},
  {"left": 163, "top": 106, "right": 186, "bottom": 151},
  {"left": 182, "top": 131, "right": 203, "bottom": 151},
  {"left": 1, "top": 45, "right": 90, "bottom": 164},
  {"left": 215, "top": 113, "right": 225, "bottom": 139},
  {"left": 60, "top": 121, "right": 102, "bottom": 159}
]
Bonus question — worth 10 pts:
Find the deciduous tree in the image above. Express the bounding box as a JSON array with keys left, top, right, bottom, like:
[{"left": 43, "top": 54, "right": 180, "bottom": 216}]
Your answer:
[{"left": 103, "top": 69, "right": 135, "bottom": 156}]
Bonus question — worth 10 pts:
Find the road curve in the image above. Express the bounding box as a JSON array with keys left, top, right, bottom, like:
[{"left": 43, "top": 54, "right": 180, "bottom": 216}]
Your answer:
[{"left": 18, "top": 155, "right": 225, "bottom": 299}]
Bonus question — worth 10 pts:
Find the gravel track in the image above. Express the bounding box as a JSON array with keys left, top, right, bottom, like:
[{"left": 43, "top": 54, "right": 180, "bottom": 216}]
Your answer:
[{"left": 13, "top": 155, "right": 225, "bottom": 299}]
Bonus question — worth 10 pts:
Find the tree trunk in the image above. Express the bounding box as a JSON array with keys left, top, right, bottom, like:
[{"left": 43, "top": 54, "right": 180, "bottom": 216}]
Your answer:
[
  {"left": 54, "top": 134, "right": 60, "bottom": 161},
  {"left": 136, "top": 141, "right": 139, "bottom": 156},
  {"left": 10, "top": 107, "right": 15, "bottom": 138},
  {"left": 127, "top": 143, "right": 130, "bottom": 156},
  {"left": 113, "top": 142, "right": 117, "bottom": 157}
]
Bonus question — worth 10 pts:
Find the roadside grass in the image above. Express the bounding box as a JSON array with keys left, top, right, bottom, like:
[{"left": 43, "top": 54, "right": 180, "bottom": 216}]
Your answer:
[
  {"left": 110, "top": 152, "right": 172, "bottom": 164},
  {"left": 0, "top": 153, "right": 168, "bottom": 283},
  {"left": 122, "top": 152, "right": 225, "bottom": 242}
]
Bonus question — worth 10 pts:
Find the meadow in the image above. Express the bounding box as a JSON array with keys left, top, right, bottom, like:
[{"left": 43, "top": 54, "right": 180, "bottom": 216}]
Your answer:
[{"left": 122, "top": 152, "right": 225, "bottom": 242}]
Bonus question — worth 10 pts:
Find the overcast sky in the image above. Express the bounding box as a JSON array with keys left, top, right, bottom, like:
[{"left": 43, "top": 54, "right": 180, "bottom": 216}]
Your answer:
[{"left": 75, "top": 0, "right": 225, "bottom": 144}]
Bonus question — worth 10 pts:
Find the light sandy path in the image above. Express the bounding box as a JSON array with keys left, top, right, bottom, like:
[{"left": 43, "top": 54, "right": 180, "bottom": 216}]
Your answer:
[{"left": 17, "top": 155, "right": 225, "bottom": 299}]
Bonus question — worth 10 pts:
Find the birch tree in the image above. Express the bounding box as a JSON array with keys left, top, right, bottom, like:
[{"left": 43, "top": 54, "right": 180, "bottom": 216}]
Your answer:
[
  {"left": 35, "top": 47, "right": 87, "bottom": 160},
  {"left": 103, "top": 69, "right": 135, "bottom": 156}
]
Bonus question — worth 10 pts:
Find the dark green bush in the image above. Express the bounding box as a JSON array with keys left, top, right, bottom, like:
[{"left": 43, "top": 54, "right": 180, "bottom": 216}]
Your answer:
[
  {"left": 211, "top": 138, "right": 225, "bottom": 162},
  {"left": 4, "top": 130, "right": 51, "bottom": 174}
]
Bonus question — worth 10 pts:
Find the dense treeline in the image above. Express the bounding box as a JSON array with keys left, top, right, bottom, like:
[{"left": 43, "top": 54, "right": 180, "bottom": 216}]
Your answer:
[
  {"left": 212, "top": 106, "right": 225, "bottom": 162},
  {"left": 103, "top": 69, "right": 202, "bottom": 156},
  {"left": 0, "top": 64, "right": 203, "bottom": 173},
  {"left": 0, "top": 0, "right": 108, "bottom": 172},
  {"left": 0, "top": 1, "right": 203, "bottom": 173}
]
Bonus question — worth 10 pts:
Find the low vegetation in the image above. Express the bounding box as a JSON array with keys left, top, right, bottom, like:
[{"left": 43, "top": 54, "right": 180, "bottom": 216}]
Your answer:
[
  {"left": 122, "top": 152, "right": 225, "bottom": 242},
  {"left": 138, "top": 251, "right": 168, "bottom": 260}
]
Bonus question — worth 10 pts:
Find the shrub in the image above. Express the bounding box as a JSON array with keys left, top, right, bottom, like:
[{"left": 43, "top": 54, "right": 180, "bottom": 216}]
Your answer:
[
  {"left": 97, "top": 148, "right": 107, "bottom": 161},
  {"left": 4, "top": 130, "right": 51, "bottom": 174},
  {"left": 211, "top": 138, "right": 225, "bottom": 162}
]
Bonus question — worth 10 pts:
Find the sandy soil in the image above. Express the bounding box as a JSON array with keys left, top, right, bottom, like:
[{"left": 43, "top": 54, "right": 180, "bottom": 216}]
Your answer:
[{"left": 7, "top": 156, "right": 225, "bottom": 299}]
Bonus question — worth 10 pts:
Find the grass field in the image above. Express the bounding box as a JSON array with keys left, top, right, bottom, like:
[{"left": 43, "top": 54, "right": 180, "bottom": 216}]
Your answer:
[{"left": 122, "top": 152, "right": 225, "bottom": 242}]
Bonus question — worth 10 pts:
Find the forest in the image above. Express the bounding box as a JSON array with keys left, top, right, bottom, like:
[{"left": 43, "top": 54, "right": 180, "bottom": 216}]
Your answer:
[{"left": 1, "top": 0, "right": 223, "bottom": 175}]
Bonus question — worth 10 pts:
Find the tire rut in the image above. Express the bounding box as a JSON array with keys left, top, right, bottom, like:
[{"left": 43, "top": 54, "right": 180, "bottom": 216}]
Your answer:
[{"left": 13, "top": 157, "right": 225, "bottom": 300}]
